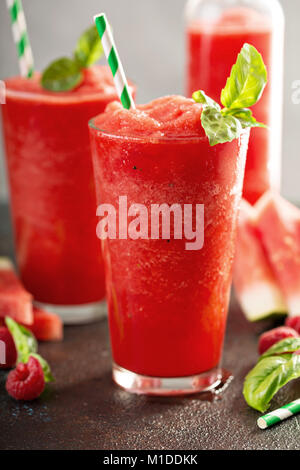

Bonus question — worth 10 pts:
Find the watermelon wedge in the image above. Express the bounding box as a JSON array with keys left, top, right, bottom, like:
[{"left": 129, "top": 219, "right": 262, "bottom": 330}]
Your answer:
[
  {"left": 0, "top": 258, "right": 33, "bottom": 325},
  {"left": 28, "top": 307, "right": 63, "bottom": 342},
  {"left": 255, "top": 191, "right": 300, "bottom": 318},
  {"left": 233, "top": 200, "right": 287, "bottom": 321}
]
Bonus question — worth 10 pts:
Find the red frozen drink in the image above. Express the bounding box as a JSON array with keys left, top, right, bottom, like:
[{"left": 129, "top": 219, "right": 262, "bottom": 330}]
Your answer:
[
  {"left": 89, "top": 95, "right": 249, "bottom": 394},
  {"left": 2, "top": 65, "right": 135, "bottom": 323},
  {"left": 186, "top": 6, "right": 283, "bottom": 204}
]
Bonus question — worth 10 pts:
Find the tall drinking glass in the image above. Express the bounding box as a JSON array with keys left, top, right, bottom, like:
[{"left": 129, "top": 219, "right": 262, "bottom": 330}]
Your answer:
[
  {"left": 1, "top": 66, "right": 135, "bottom": 324},
  {"left": 89, "top": 96, "right": 249, "bottom": 395}
]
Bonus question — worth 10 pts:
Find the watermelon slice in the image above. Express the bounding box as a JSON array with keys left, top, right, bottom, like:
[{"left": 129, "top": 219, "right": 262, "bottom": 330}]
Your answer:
[
  {"left": 0, "top": 258, "right": 33, "bottom": 325},
  {"left": 255, "top": 191, "right": 300, "bottom": 318},
  {"left": 233, "top": 199, "right": 287, "bottom": 321},
  {"left": 28, "top": 307, "right": 63, "bottom": 342}
]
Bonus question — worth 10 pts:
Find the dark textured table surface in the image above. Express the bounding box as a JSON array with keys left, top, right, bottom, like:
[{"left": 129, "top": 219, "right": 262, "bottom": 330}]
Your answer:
[{"left": 0, "top": 203, "right": 300, "bottom": 451}]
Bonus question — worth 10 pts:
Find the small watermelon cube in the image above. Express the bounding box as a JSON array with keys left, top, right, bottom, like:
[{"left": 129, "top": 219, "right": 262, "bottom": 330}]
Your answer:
[
  {"left": 29, "top": 307, "right": 63, "bottom": 342},
  {"left": 0, "top": 257, "right": 33, "bottom": 325}
]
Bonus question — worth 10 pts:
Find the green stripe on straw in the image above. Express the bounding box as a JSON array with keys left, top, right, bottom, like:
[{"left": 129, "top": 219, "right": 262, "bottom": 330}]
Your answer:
[
  {"left": 9, "top": 0, "right": 20, "bottom": 22},
  {"left": 94, "top": 13, "right": 135, "bottom": 110},
  {"left": 6, "top": 0, "right": 34, "bottom": 78},
  {"left": 108, "top": 49, "right": 118, "bottom": 77},
  {"left": 257, "top": 399, "right": 300, "bottom": 430}
]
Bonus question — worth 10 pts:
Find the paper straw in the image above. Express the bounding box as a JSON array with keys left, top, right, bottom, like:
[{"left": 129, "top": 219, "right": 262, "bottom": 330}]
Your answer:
[
  {"left": 6, "top": 0, "right": 34, "bottom": 78},
  {"left": 94, "top": 13, "right": 135, "bottom": 110},
  {"left": 257, "top": 399, "right": 300, "bottom": 430}
]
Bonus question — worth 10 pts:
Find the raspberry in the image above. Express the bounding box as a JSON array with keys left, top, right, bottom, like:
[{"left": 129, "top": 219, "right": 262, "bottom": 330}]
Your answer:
[
  {"left": 0, "top": 327, "right": 17, "bottom": 369},
  {"left": 6, "top": 356, "right": 45, "bottom": 401},
  {"left": 285, "top": 316, "right": 300, "bottom": 335},
  {"left": 258, "top": 326, "right": 299, "bottom": 355}
]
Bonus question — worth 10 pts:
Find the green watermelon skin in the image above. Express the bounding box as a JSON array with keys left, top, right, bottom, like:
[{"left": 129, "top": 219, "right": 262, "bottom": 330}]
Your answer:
[
  {"left": 0, "top": 258, "right": 33, "bottom": 325},
  {"left": 255, "top": 191, "right": 300, "bottom": 318},
  {"left": 233, "top": 199, "right": 287, "bottom": 321}
]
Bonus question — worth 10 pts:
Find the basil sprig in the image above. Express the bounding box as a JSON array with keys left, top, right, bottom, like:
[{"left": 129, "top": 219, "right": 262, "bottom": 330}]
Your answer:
[
  {"left": 41, "top": 25, "right": 103, "bottom": 92},
  {"left": 193, "top": 43, "right": 267, "bottom": 146},
  {"left": 5, "top": 317, "right": 54, "bottom": 383},
  {"left": 243, "top": 337, "right": 300, "bottom": 413},
  {"left": 41, "top": 57, "right": 83, "bottom": 93}
]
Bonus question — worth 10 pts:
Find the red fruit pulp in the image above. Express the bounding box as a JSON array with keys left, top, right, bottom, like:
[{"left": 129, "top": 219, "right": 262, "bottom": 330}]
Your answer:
[
  {"left": 258, "top": 326, "right": 299, "bottom": 355},
  {"left": 0, "top": 258, "right": 33, "bottom": 325},
  {"left": 186, "top": 7, "right": 275, "bottom": 204},
  {"left": 90, "top": 96, "right": 249, "bottom": 377},
  {"left": 29, "top": 307, "right": 63, "bottom": 342},
  {"left": 233, "top": 200, "right": 286, "bottom": 321},
  {"left": 6, "top": 356, "right": 45, "bottom": 401},
  {"left": 286, "top": 316, "right": 300, "bottom": 335},
  {"left": 255, "top": 191, "right": 300, "bottom": 318},
  {"left": 0, "top": 327, "right": 17, "bottom": 369},
  {"left": 1, "top": 66, "right": 135, "bottom": 305}
]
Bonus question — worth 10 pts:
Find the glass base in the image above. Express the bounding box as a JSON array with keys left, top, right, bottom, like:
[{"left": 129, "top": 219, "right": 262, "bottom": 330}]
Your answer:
[
  {"left": 112, "top": 363, "right": 222, "bottom": 396},
  {"left": 34, "top": 300, "right": 107, "bottom": 325}
]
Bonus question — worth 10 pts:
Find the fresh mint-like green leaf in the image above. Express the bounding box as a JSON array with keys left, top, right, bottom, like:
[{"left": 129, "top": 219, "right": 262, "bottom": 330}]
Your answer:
[
  {"left": 41, "top": 24, "right": 104, "bottom": 92},
  {"left": 221, "top": 43, "right": 267, "bottom": 109},
  {"left": 41, "top": 57, "right": 83, "bottom": 92},
  {"left": 260, "top": 337, "right": 300, "bottom": 360},
  {"left": 243, "top": 354, "right": 300, "bottom": 413},
  {"left": 201, "top": 107, "right": 243, "bottom": 146},
  {"left": 222, "top": 108, "right": 267, "bottom": 129},
  {"left": 74, "top": 25, "right": 104, "bottom": 68},
  {"left": 30, "top": 353, "right": 55, "bottom": 383},
  {"left": 192, "top": 90, "right": 221, "bottom": 111},
  {"left": 5, "top": 317, "right": 54, "bottom": 383},
  {"left": 192, "top": 44, "right": 267, "bottom": 146},
  {"left": 5, "top": 317, "right": 37, "bottom": 363}
]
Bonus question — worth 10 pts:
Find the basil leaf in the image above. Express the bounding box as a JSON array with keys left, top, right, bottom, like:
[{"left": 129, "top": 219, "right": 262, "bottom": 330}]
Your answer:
[
  {"left": 201, "top": 107, "right": 243, "bottom": 146},
  {"left": 222, "top": 108, "right": 267, "bottom": 129},
  {"left": 243, "top": 354, "right": 300, "bottom": 413},
  {"left": 221, "top": 43, "right": 267, "bottom": 109},
  {"left": 74, "top": 25, "right": 103, "bottom": 68},
  {"left": 30, "top": 353, "right": 55, "bottom": 383},
  {"left": 192, "top": 43, "right": 267, "bottom": 146},
  {"left": 260, "top": 337, "right": 300, "bottom": 360},
  {"left": 5, "top": 317, "right": 54, "bottom": 383},
  {"left": 192, "top": 90, "right": 221, "bottom": 111},
  {"left": 5, "top": 317, "right": 37, "bottom": 363},
  {"left": 41, "top": 57, "right": 83, "bottom": 92}
]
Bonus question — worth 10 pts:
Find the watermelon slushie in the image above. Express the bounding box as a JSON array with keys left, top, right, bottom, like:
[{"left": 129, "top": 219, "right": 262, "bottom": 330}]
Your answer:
[
  {"left": 1, "top": 66, "right": 135, "bottom": 323},
  {"left": 186, "top": 7, "right": 283, "bottom": 204},
  {"left": 89, "top": 95, "right": 249, "bottom": 395}
]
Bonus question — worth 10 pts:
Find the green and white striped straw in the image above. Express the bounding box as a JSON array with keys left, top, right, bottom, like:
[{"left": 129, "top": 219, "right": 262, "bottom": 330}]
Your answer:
[
  {"left": 6, "top": 0, "right": 34, "bottom": 78},
  {"left": 94, "top": 13, "right": 135, "bottom": 110},
  {"left": 257, "top": 399, "right": 300, "bottom": 430}
]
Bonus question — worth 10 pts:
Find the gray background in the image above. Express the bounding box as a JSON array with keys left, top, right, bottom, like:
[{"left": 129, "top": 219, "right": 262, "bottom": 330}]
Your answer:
[{"left": 0, "top": 0, "right": 299, "bottom": 202}]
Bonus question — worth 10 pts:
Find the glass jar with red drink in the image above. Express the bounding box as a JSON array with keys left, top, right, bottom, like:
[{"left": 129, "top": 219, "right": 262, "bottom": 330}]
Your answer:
[{"left": 185, "top": 0, "right": 284, "bottom": 204}]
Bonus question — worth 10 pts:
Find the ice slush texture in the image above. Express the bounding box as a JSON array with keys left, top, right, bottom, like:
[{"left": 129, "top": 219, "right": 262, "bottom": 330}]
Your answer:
[
  {"left": 1, "top": 66, "right": 134, "bottom": 305},
  {"left": 93, "top": 95, "right": 206, "bottom": 138},
  {"left": 90, "top": 95, "right": 249, "bottom": 377}
]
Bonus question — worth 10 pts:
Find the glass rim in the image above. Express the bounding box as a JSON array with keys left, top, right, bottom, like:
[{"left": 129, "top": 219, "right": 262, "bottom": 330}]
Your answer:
[
  {"left": 4, "top": 87, "right": 126, "bottom": 104},
  {"left": 89, "top": 118, "right": 250, "bottom": 144},
  {"left": 88, "top": 117, "right": 211, "bottom": 144}
]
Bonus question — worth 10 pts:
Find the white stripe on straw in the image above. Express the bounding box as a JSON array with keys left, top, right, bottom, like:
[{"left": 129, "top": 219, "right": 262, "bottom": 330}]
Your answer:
[
  {"left": 6, "top": 0, "right": 34, "bottom": 78},
  {"left": 257, "top": 398, "right": 300, "bottom": 430},
  {"left": 94, "top": 13, "right": 135, "bottom": 110}
]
